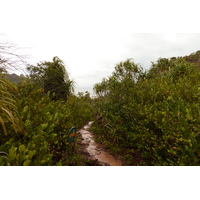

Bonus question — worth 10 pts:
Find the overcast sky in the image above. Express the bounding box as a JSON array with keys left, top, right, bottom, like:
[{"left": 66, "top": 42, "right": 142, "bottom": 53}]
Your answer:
[{"left": 1, "top": 0, "right": 200, "bottom": 94}]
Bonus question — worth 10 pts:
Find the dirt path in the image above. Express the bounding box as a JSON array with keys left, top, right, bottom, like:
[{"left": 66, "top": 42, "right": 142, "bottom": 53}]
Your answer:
[{"left": 77, "top": 121, "right": 122, "bottom": 166}]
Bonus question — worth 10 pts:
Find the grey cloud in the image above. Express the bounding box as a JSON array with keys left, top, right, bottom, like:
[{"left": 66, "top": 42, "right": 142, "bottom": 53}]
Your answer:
[{"left": 75, "top": 33, "right": 200, "bottom": 94}]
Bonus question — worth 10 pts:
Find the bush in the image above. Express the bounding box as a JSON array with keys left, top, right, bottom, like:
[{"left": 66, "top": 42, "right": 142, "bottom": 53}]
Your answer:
[
  {"left": 0, "top": 79, "right": 95, "bottom": 166},
  {"left": 93, "top": 58, "right": 200, "bottom": 166}
]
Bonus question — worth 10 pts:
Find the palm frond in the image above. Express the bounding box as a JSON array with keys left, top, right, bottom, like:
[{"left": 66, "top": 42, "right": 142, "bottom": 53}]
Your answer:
[{"left": 0, "top": 74, "right": 23, "bottom": 135}]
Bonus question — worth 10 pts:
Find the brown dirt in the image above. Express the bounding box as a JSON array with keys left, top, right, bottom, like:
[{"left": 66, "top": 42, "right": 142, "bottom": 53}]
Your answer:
[{"left": 76, "top": 122, "right": 122, "bottom": 166}]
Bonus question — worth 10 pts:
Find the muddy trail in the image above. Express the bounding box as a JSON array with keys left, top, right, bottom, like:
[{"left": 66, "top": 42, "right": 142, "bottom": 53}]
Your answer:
[{"left": 76, "top": 122, "right": 122, "bottom": 166}]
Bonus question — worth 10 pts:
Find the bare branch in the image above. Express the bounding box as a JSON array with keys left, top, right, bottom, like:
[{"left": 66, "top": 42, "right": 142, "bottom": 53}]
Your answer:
[{"left": 0, "top": 35, "right": 28, "bottom": 74}]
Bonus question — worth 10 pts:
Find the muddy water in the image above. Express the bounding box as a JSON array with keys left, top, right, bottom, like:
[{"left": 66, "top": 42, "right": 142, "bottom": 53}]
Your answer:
[{"left": 79, "top": 121, "right": 122, "bottom": 166}]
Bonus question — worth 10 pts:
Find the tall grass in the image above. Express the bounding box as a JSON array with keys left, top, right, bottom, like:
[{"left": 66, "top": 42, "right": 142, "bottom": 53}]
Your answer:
[{"left": 0, "top": 74, "right": 22, "bottom": 136}]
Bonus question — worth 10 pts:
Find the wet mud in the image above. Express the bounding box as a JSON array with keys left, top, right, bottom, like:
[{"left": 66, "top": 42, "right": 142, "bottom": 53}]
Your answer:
[{"left": 77, "top": 122, "right": 122, "bottom": 166}]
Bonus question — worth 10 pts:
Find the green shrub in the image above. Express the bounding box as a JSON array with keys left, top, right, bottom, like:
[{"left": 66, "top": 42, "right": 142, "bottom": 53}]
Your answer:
[
  {"left": 93, "top": 58, "right": 200, "bottom": 166},
  {"left": 0, "top": 79, "right": 95, "bottom": 166}
]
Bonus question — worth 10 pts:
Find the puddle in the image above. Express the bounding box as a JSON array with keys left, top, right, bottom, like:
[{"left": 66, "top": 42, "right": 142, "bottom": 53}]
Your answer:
[{"left": 78, "top": 121, "right": 122, "bottom": 166}]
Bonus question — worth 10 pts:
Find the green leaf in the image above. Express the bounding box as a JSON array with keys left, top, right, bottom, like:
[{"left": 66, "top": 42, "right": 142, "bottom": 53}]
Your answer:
[
  {"left": 23, "top": 160, "right": 31, "bottom": 166},
  {"left": 28, "top": 150, "right": 36, "bottom": 159},
  {"left": 41, "top": 160, "right": 46, "bottom": 164},
  {"left": 8, "top": 147, "right": 17, "bottom": 161},
  {"left": 23, "top": 105, "right": 29, "bottom": 113},
  {"left": 19, "top": 145, "right": 26, "bottom": 153},
  {"left": 56, "top": 162, "right": 62, "bottom": 166},
  {"left": 40, "top": 124, "right": 48, "bottom": 130}
]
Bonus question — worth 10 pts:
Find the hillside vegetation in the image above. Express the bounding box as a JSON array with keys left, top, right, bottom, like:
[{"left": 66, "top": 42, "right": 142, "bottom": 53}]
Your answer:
[
  {"left": 93, "top": 52, "right": 200, "bottom": 166},
  {"left": 0, "top": 47, "right": 200, "bottom": 165},
  {"left": 0, "top": 56, "right": 94, "bottom": 165}
]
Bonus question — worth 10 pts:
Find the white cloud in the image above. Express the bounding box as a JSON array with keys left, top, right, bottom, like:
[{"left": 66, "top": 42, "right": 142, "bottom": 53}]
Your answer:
[{"left": 1, "top": 1, "right": 200, "bottom": 94}]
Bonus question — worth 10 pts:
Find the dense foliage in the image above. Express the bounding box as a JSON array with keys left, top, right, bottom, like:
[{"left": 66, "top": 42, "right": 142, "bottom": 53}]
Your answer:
[
  {"left": 0, "top": 57, "right": 94, "bottom": 166},
  {"left": 93, "top": 54, "right": 200, "bottom": 166},
  {"left": 1, "top": 44, "right": 200, "bottom": 166},
  {"left": 27, "top": 56, "right": 74, "bottom": 101}
]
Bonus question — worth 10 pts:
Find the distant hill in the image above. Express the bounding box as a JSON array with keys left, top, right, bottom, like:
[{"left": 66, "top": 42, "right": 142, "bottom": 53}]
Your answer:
[
  {"left": 184, "top": 50, "right": 200, "bottom": 64},
  {"left": 6, "top": 73, "right": 26, "bottom": 84},
  {"left": 150, "top": 50, "right": 200, "bottom": 74}
]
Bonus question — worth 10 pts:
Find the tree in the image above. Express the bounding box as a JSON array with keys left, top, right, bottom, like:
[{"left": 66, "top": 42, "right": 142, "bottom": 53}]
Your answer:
[
  {"left": 27, "top": 57, "right": 74, "bottom": 101},
  {"left": 94, "top": 59, "right": 144, "bottom": 99}
]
